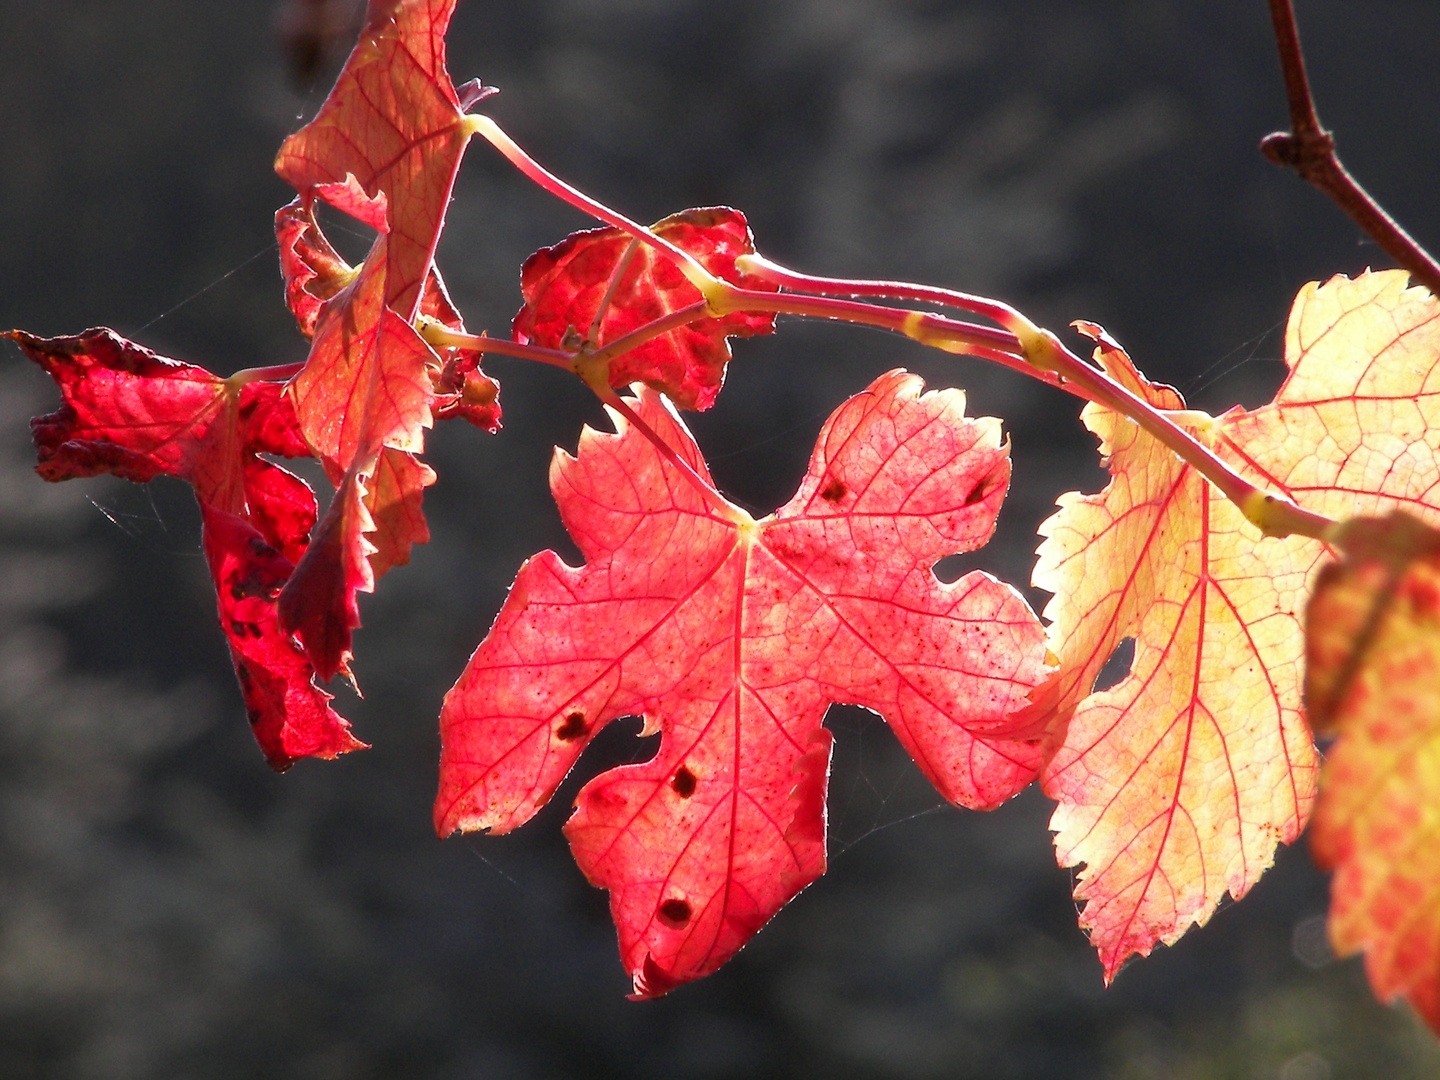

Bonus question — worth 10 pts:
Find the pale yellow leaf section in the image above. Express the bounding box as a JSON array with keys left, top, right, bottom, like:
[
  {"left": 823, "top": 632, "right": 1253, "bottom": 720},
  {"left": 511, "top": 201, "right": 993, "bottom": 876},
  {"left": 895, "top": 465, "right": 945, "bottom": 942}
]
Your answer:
[
  {"left": 1221, "top": 269, "right": 1440, "bottom": 526},
  {"left": 1030, "top": 324, "right": 1319, "bottom": 979}
]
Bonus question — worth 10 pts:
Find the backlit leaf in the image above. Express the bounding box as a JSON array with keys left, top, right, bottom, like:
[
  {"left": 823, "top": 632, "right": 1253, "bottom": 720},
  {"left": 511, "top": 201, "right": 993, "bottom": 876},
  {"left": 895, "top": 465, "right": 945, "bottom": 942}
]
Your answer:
[
  {"left": 274, "top": 0, "right": 482, "bottom": 320},
  {"left": 7, "top": 328, "right": 362, "bottom": 769},
  {"left": 1305, "top": 512, "right": 1440, "bottom": 1034},
  {"left": 513, "top": 208, "right": 779, "bottom": 410},
  {"left": 437, "top": 371, "right": 1048, "bottom": 996},
  {"left": 1030, "top": 270, "right": 1440, "bottom": 980},
  {"left": 1025, "top": 324, "right": 1321, "bottom": 980}
]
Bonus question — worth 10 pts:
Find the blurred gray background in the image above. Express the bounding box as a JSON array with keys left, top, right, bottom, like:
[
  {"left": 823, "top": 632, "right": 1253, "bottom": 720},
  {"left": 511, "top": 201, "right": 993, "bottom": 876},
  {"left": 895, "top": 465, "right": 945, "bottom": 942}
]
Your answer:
[{"left": 4, "top": 1, "right": 1440, "bottom": 1077}]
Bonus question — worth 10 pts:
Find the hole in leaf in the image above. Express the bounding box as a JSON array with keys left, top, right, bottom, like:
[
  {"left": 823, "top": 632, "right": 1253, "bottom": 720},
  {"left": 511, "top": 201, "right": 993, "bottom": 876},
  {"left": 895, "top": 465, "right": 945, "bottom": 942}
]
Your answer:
[
  {"left": 556, "top": 712, "right": 589, "bottom": 741},
  {"left": 657, "top": 898, "right": 692, "bottom": 928},
  {"left": 819, "top": 478, "right": 847, "bottom": 503},
  {"left": 672, "top": 766, "right": 697, "bottom": 798},
  {"left": 1092, "top": 638, "right": 1135, "bottom": 692},
  {"left": 963, "top": 469, "right": 1004, "bottom": 505},
  {"left": 931, "top": 552, "right": 985, "bottom": 583}
]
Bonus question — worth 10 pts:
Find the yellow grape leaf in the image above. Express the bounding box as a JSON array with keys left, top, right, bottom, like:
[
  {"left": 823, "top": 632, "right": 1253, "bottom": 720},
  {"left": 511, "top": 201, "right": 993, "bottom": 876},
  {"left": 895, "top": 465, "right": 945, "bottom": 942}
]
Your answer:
[
  {"left": 1024, "top": 322, "right": 1321, "bottom": 979},
  {"left": 1030, "top": 270, "right": 1440, "bottom": 980}
]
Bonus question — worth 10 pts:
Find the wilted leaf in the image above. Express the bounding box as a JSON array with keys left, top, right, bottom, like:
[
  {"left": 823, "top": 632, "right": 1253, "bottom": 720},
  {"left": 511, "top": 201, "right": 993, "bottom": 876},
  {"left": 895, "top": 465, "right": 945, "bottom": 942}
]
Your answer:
[
  {"left": 7, "top": 327, "right": 362, "bottom": 769},
  {"left": 437, "top": 371, "right": 1048, "bottom": 996}
]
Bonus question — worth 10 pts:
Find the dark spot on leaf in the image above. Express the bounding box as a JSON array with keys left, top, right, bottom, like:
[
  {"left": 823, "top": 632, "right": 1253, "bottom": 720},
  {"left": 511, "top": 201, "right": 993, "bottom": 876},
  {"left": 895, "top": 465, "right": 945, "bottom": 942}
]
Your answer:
[
  {"left": 672, "top": 766, "right": 696, "bottom": 797},
  {"left": 819, "top": 479, "right": 847, "bottom": 503},
  {"left": 557, "top": 712, "right": 588, "bottom": 741},
  {"left": 658, "top": 898, "right": 692, "bottom": 927}
]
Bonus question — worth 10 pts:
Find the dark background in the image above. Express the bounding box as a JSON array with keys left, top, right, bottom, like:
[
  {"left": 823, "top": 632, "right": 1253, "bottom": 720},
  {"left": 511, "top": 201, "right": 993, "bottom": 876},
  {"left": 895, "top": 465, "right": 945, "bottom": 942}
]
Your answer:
[{"left": 3, "top": 1, "right": 1440, "bottom": 1077}]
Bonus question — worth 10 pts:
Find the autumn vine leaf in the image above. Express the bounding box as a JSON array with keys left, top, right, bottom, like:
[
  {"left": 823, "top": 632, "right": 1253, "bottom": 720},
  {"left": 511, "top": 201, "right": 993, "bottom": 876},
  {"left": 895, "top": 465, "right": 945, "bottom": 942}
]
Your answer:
[
  {"left": 514, "top": 208, "right": 779, "bottom": 410},
  {"left": 1023, "top": 323, "right": 1323, "bottom": 981},
  {"left": 7, "top": 327, "right": 363, "bottom": 770},
  {"left": 274, "top": 0, "right": 486, "bottom": 321},
  {"left": 436, "top": 370, "right": 1049, "bottom": 996},
  {"left": 1304, "top": 511, "right": 1440, "bottom": 1034},
  {"left": 1026, "top": 269, "right": 1440, "bottom": 983}
]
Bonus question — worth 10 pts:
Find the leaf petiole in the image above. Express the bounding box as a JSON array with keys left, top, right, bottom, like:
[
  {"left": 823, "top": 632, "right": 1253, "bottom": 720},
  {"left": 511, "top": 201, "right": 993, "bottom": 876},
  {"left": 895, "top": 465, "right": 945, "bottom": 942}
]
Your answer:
[
  {"left": 464, "top": 114, "right": 725, "bottom": 302},
  {"left": 417, "top": 320, "right": 575, "bottom": 372},
  {"left": 226, "top": 362, "right": 306, "bottom": 388}
]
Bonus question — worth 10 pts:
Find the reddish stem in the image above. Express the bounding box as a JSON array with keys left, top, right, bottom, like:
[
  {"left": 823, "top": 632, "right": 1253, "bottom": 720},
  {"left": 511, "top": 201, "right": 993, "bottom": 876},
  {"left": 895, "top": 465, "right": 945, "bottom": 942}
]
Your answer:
[
  {"left": 1261, "top": 0, "right": 1440, "bottom": 296},
  {"left": 419, "top": 323, "right": 576, "bottom": 372},
  {"left": 721, "top": 287, "right": 1071, "bottom": 393},
  {"left": 1036, "top": 332, "right": 1335, "bottom": 539},
  {"left": 228, "top": 362, "right": 305, "bottom": 387},
  {"left": 467, "top": 115, "right": 718, "bottom": 295},
  {"left": 736, "top": 253, "right": 1027, "bottom": 337},
  {"left": 584, "top": 301, "right": 711, "bottom": 368}
]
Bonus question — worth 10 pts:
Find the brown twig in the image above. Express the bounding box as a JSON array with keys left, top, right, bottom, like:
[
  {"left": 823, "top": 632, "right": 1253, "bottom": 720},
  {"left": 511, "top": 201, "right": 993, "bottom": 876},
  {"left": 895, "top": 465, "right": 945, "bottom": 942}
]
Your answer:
[{"left": 1261, "top": 0, "right": 1440, "bottom": 296}]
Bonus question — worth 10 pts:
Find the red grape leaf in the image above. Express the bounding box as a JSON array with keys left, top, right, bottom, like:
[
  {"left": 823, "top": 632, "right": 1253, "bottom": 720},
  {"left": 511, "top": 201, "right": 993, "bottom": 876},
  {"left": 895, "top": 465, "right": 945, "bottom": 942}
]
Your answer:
[
  {"left": 1028, "top": 270, "right": 1440, "bottom": 981},
  {"left": 436, "top": 370, "right": 1049, "bottom": 996},
  {"left": 280, "top": 458, "right": 375, "bottom": 683},
  {"left": 289, "top": 233, "right": 437, "bottom": 472},
  {"left": 273, "top": 0, "right": 481, "bottom": 320},
  {"left": 278, "top": 232, "right": 448, "bottom": 680},
  {"left": 203, "top": 503, "right": 366, "bottom": 770},
  {"left": 12, "top": 328, "right": 303, "bottom": 517},
  {"left": 276, "top": 197, "right": 359, "bottom": 340},
  {"left": 1305, "top": 512, "right": 1440, "bottom": 1034},
  {"left": 6, "top": 327, "right": 363, "bottom": 769},
  {"left": 513, "top": 208, "right": 779, "bottom": 411},
  {"left": 1023, "top": 323, "right": 1322, "bottom": 980},
  {"left": 277, "top": 196, "right": 501, "bottom": 432}
]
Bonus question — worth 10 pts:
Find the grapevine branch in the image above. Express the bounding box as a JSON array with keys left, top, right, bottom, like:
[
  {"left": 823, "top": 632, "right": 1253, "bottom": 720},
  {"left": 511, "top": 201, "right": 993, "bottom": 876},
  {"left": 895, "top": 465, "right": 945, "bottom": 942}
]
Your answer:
[
  {"left": 464, "top": 111, "right": 1338, "bottom": 542},
  {"left": 1261, "top": 0, "right": 1440, "bottom": 296}
]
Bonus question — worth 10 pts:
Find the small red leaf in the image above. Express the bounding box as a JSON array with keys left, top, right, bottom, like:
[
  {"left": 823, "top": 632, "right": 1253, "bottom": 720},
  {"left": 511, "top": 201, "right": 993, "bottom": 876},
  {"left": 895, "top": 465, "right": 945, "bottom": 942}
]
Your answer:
[
  {"left": 437, "top": 371, "right": 1048, "bottom": 995},
  {"left": 290, "top": 234, "right": 438, "bottom": 473},
  {"left": 276, "top": 196, "right": 502, "bottom": 434},
  {"left": 279, "top": 460, "right": 375, "bottom": 683},
  {"left": 514, "top": 208, "right": 779, "bottom": 410},
  {"left": 276, "top": 197, "right": 358, "bottom": 339},
  {"left": 364, "top": 445, "right": 435, "bottom": 579},
  {"left": 274, "top": 0, "right": 477, "bottom": 319},
  {"left": 203, "top": 504, "right": 366, "bottom": 770}
]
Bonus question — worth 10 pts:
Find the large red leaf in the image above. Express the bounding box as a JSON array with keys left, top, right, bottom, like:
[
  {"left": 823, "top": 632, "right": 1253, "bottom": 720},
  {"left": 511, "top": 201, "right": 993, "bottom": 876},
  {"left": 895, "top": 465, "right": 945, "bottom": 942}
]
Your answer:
[
  {"left": 274, "top": 0, "right": 480, "bottom": 320},
  {"left": 513, "top": 208, "right": 779, "bottom": 410},
  {"left": 7, "top": 328, "right": 362, "bottom": 770},
  {"left": 437, "top": 371, "right": 1049, "bottom": 996}
]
